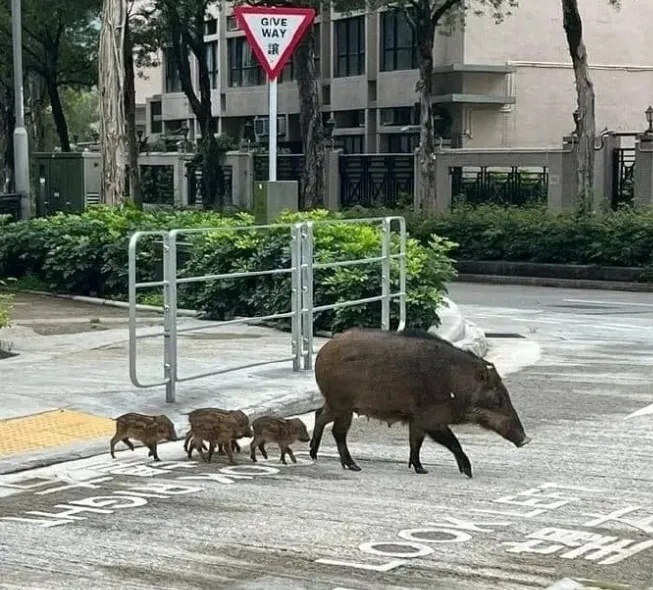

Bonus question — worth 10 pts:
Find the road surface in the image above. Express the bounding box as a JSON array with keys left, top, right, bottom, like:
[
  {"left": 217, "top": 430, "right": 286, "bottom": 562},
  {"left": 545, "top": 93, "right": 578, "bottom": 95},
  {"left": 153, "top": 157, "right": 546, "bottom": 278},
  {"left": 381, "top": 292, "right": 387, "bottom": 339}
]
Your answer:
[{"left": 1, "top": 283, "right": 652, "bottom": 590}]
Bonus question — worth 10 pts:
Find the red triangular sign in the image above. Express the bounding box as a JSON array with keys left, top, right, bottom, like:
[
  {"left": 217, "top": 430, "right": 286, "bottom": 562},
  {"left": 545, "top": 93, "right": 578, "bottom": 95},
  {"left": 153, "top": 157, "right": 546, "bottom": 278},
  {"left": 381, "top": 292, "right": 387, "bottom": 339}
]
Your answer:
[{"left": 234, "top": 5, "right": 316, "bottom": 80}]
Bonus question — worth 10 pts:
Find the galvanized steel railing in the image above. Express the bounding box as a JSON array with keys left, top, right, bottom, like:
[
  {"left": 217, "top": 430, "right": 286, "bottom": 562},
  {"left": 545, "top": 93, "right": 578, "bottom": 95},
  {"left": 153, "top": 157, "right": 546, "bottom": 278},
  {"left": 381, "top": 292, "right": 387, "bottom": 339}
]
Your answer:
[{"left": 128, "top": 216, "right": 406, "bottom": 402}]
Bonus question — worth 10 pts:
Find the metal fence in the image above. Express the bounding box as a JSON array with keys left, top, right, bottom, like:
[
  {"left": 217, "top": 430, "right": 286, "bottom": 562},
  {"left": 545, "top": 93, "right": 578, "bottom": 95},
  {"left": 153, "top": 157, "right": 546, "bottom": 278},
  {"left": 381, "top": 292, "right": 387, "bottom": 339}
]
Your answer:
[
  {"left": 128, "top": 216, "right": 407, "bottom": 402},
  {"left": 0, "top": 193, "right": 22, "bottom": 221},
  {"left": 450, "top": 166, "right": 549, "bottom": 206}
]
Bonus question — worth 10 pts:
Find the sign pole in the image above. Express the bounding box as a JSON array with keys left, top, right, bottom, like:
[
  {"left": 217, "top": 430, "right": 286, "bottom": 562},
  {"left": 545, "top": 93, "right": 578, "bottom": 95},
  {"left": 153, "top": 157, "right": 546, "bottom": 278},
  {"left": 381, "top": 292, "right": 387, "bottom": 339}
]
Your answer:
[{"left": 269, "top": 77, "right": 277, "bottom": 182}]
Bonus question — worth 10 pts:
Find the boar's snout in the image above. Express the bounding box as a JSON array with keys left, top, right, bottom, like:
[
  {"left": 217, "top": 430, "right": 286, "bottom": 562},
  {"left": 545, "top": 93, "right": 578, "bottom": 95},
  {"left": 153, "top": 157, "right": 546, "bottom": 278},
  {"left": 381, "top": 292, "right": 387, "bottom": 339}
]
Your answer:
[
  {"left": 515, "top": 434, "right": 531, "bottom": 448},
  {"left": 167, "top": 428, "right": 179, "bottom": 442},
  {"left": 299, "top": 431, "right": 310, "bottom": 443},
  {"left": 243, "top": 426, "right": 253, "bottom": 438}
]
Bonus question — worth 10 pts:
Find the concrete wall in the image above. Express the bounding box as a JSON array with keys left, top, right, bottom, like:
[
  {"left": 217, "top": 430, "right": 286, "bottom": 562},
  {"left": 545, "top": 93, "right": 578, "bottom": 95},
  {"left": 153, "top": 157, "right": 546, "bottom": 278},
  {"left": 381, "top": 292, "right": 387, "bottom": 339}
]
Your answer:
[{"left": 463, "top": 2, "right": 653, "bottom": 148}]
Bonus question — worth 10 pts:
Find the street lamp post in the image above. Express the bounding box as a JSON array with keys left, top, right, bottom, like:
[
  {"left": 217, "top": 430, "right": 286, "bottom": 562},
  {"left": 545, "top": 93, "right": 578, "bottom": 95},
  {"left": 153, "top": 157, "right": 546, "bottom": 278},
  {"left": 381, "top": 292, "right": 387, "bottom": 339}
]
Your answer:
[
  {"left": 11, "top": 0, "right": 30, "bottom": 219},
  {"left": 645, "top": 106, "right": 653, "bottom": 134}
]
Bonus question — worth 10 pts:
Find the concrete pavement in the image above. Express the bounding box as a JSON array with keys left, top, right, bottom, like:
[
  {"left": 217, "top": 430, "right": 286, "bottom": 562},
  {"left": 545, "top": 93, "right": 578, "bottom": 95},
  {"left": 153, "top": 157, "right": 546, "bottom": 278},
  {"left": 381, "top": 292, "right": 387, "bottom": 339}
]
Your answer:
[
  {"left": 1, "top": 283, "right": 652, "bottom": 588},
  {"left": 0, "top": 292, "right": 486, "bottom": 474}
]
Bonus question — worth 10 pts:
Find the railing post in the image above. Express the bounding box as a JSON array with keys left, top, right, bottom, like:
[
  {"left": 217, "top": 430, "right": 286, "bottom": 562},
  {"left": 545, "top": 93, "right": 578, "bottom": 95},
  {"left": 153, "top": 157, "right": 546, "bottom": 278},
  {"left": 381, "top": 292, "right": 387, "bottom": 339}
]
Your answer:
[
  {"left": 162, "top": 233, "right": 176, "bottom": 403},
  {"left": 381, "top": 218, "right": 391, "bottom": 330},
  {"left": 168, "top": 231, "right": 179, "bottom": 395},
  {"left": 128, "top": 232, "right": 140, "bottom": 387},
  {"left": 397, "top": 217, "right": 407, "bottom": 331},
  {"left": 300, "top": 221, "right": 314, "bottom": 370},
  {"left": 291, "top": 223, "right": 302, "bottom": 371}
]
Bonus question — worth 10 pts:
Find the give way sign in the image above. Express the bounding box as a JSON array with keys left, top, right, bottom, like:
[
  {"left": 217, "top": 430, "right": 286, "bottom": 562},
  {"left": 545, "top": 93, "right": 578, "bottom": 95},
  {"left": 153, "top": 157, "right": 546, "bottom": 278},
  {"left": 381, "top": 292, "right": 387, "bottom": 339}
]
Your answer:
[{"left": 233, "top": 5, "right": 316, "bottom": 80}]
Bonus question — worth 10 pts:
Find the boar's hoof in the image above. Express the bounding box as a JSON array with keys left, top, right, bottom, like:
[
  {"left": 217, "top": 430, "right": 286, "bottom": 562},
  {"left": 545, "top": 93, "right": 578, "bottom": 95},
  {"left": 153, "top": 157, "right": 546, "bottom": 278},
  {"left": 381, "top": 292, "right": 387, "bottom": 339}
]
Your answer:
[
  {"left": 414, "top": 466, "right": 429, "bottom": 475},
  {"left": 309, "top": 447, "right": 318, "bottom": 461},
  {"left": 456, "top": 454, "right": 473, "bottom": 479},
  {"left": 341, "top": 461, "right": 361, "bottom": 472}
]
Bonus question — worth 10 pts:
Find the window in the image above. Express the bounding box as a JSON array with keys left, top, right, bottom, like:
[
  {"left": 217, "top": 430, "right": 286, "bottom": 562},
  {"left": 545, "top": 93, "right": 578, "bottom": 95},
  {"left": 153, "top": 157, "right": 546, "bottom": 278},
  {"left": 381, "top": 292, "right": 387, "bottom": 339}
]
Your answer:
[
  {"left": 164, "top": 48, "right": 182, "bottom": 93},
  {"left": 334, "top": 17, "right": 365, "bottom": 77},
  {"left": 387, "top": 133, "right": 419, "bottom": 153},
  {"left": 205, "top": 18, "right": 217, "bottom": 36},
  {"left": 205, "top": 41, "right": 218, "bottom": 89},
  {"left": 380, "top": 11, "right": 417, "bottom": 72},
  {"left": 228, "top": 37, "right": 264, "bottom": 87},
  {"left": 150, "top": 101, "right": 162, "bottom": 134},
  {"left": 341, "top": 135, "right": 364, "bottom": 154}
]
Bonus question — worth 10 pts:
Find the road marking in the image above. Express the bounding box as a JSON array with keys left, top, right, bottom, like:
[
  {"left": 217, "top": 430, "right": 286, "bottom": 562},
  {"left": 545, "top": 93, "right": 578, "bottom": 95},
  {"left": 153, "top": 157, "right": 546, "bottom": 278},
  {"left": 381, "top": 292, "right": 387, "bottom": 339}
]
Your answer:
[
  {"left": 548, "top": 581, "right": 588, "bottom": 590},
  {"left": 564, "top": 298, "right": 653, "bottom": 308},
  {"left": 624, "top": 402, "right": 653, "bottom": 419}
]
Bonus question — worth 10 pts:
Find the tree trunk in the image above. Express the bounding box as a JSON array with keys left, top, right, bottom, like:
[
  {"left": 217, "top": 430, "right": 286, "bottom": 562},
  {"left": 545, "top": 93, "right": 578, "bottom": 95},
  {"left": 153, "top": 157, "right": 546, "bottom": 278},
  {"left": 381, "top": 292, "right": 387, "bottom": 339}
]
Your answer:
[
  {"left": 2, "top": 87, "right": 15, "bottom": 192},
  {"left": 415, "top": 20, "right": 437, "bottom": 214},
  {"left": 294, "top": 27, "right": 324, "bottom": 210},
  {"left": 562, "top": 0, "right": 595, "bottom": 214},
  {"left": 46, "top": 80, "right": 71, "bottom": 152},
  {"left": 26, "top": 76, "right": 46, "bottom": 152},
  {"left": 167, "top": 7, "right": 222, "bottom": 210},
  {"left": 123, "top": 15, "right": 142, "bottom": 209},
  {"left": 98, "top": 0, "right": 127, "bottom": 206}
]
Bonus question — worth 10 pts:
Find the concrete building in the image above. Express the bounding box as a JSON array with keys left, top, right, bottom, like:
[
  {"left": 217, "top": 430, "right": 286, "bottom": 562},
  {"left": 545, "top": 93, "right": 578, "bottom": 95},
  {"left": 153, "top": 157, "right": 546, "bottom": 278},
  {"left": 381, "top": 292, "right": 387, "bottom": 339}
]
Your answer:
[{"left": 142, "top": 2, "right": 653, "bottom": 152}]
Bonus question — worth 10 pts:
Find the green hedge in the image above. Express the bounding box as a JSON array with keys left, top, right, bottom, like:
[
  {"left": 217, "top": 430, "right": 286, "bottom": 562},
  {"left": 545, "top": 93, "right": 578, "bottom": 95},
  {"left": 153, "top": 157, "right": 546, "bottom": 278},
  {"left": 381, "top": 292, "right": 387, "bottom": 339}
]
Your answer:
[
  {"left": 343, "top": 203, "right": 653, "bottom": 269},
  {"left": 0, "top": 206, "right": 458, "bottom": 333}
]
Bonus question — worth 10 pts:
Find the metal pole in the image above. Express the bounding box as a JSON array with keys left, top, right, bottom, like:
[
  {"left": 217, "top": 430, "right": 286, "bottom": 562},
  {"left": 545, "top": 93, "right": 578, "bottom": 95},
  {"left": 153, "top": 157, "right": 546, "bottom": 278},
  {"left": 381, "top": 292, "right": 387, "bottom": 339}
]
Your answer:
[
  {"left": 381, "top": 218, "right": 391, "bottom": 330},
  {"left": 167, "top": 231, "right": 179, "bottom": 391},
  {"left": 11, "top": 0, "right": 30, "bottom": 219},
  {"left": 268, "top": 78, "right": 277, "bottom": 181},
  {"left": 301, "top": 222, "right": 314, "bottom": 370},
  {"left": 290, "top": 224, "right": 302, "bottom": 371},
  {"left": 162, "top": 234, "right": 176, "bottom": 403},
  {"left": 397, "top": 217, "right": 407, "bottom": 331}
]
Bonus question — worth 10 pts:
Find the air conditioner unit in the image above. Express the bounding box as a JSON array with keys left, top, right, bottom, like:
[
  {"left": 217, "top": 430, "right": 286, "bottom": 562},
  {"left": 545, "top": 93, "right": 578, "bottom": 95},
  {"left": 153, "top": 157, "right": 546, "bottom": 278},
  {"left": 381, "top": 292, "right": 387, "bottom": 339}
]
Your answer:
[
  {"left": 226, "top": 16, "right": 239, "bottom": 32},
  {"left": 253, "top": 116, "right": 286, "bottom": 137}
]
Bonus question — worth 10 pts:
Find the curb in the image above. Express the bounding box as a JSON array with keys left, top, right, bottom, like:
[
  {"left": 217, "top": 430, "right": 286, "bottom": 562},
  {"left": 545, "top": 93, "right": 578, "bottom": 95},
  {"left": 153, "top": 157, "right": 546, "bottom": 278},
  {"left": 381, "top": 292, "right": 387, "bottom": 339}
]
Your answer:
[
  {"left": 0, "top": 392, "right": 326, "bottom": 477},
  {"left": 9, "top": 289, "right": 200, "bottom": 317},
  {"left": 456, "top": 273, "right": 653, "bottom": 293}
]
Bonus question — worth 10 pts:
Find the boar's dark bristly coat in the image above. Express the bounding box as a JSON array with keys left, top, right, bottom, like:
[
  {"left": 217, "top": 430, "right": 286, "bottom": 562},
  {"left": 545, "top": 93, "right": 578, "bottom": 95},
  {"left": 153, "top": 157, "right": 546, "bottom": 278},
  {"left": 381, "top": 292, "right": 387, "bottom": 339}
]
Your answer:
[
  {"left": 110, "top": 413, "right": 178, "bottom": 462},
  {"left": 249, "top": 416, "right": 311, "bottom": 465},
  {"left": 309, "top": 328, "right": 531, "bottom": 477}
]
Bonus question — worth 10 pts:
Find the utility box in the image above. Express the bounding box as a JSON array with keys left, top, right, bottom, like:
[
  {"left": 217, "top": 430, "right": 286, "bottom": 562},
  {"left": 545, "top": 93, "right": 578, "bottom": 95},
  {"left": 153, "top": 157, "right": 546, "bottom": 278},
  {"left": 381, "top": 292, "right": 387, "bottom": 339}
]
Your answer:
[
  {"left": 252, "top": 180, "right": 299, "bottom": 224},
  {"left": 32, "top": 151, "right": 102, "bottom": 216}
]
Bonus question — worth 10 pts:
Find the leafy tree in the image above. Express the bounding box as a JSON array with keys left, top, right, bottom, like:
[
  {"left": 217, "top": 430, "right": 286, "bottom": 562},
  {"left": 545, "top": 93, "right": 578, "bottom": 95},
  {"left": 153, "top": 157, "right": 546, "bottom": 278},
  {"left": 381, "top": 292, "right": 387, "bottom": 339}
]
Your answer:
[
  {"left": 41, "top": 88, "right": 99, "bottom": 148},
  {"left": 562, "top": 0, "right": 594, "bottom": 214},
  {"left": 0, "top": 0, "right": 102, "bottom": 152},
  {"left": 561, "top": 0, "right": 620, "bottom": 213},
  {"left": 140, "top": 0, "right": 228, "bottom": 209},
  {"left": 124, "top": 1, "right": 143, "bottom": 208},
  {"left": 366, "top": 0, "right": 516, "bottom": 213}
]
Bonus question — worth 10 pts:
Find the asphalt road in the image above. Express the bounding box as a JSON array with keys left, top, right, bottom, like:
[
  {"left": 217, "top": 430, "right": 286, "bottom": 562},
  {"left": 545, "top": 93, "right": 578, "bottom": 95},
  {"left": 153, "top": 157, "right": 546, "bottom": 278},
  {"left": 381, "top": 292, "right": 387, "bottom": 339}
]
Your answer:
[{"left": 1, "top": 283, "right": 653, "bottom": 590}]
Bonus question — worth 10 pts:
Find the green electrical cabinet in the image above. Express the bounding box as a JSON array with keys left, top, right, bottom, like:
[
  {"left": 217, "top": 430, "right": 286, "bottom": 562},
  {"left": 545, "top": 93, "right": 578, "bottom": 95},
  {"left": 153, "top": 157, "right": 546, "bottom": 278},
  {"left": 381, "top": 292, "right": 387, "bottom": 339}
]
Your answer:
[{"left": 32, "top": 152, "right": 101, "bottom": 216}]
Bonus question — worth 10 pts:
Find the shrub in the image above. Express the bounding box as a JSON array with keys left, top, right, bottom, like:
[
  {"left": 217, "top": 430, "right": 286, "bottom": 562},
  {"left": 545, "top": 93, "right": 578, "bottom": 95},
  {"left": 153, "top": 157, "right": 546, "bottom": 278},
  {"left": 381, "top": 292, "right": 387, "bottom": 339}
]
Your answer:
[
  {"left": 0, "top": 280, "right": 13, "bottom": 329},
  {"left": 343, "top": 203, "right": 653, "bottom": 270},
  {"left": 0, "top": 205, "right": 457, "bottom": 333}
]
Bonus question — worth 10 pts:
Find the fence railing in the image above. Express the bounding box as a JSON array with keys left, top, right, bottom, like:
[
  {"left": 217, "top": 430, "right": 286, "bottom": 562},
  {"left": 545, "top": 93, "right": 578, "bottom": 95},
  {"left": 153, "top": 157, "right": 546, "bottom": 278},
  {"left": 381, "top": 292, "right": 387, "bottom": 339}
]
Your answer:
[
  {"left": 0, "top": 193, "right": 22, "bottom": 222},
  {"left": 128, "top": 216, "right": 407, "bottom": 402}
]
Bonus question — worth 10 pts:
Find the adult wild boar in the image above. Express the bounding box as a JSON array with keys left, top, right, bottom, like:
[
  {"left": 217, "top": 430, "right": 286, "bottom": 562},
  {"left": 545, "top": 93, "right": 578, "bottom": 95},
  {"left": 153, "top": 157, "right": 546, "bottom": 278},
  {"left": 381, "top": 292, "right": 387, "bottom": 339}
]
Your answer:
[{"left": 309, "top": 328, "right": 531, "bottom": 477}]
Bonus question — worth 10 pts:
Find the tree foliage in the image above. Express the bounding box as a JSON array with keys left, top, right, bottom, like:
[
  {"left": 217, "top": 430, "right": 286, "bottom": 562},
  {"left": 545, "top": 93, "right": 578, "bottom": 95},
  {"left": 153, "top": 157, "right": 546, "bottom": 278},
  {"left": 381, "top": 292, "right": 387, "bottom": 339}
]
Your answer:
[
  {"left": 364, "top": 0, "right": 516, "bottom": 213},
  {"left": 0, "top": 0, "right": 102, "bottom": 152}
]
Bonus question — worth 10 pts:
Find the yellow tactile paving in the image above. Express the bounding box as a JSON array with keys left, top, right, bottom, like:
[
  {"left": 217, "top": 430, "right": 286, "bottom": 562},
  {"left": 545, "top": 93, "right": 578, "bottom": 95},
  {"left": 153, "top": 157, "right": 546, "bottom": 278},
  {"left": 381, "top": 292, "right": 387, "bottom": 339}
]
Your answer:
[{"left": 0, "top": 409, "right": 115, "bottom": 457}]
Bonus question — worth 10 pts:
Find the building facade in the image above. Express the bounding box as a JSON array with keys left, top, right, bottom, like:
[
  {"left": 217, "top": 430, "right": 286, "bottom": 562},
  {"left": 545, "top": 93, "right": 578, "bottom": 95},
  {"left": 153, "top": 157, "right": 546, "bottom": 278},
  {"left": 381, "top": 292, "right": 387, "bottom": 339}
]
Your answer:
[{"left": 140, "top": 2, "right": 653, "bottom": 153}]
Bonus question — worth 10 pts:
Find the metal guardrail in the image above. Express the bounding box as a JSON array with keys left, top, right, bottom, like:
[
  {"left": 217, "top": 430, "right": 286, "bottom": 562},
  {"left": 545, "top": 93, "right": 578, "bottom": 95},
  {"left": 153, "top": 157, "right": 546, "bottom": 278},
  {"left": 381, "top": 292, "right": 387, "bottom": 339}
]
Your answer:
[{"left": 128, "top": 216, "right": 407, "bottom": 402}]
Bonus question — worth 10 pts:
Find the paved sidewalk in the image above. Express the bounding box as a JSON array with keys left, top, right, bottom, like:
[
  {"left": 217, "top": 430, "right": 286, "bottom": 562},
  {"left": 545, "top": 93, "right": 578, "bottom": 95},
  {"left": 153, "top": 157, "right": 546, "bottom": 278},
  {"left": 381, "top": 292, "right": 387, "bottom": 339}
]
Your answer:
[{"left": 0, "top": 293, "right": 497, "bottom": 474}]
